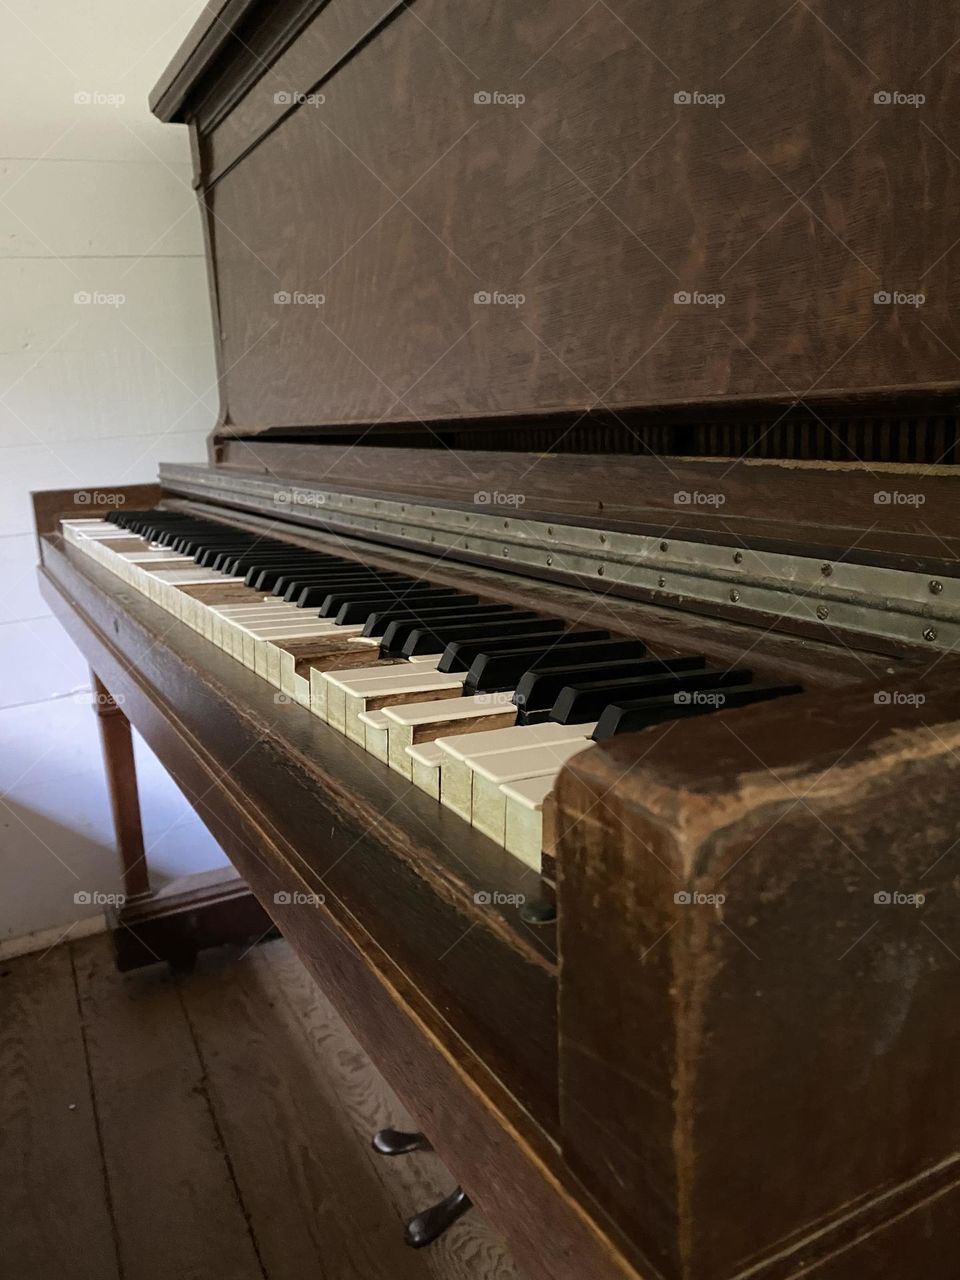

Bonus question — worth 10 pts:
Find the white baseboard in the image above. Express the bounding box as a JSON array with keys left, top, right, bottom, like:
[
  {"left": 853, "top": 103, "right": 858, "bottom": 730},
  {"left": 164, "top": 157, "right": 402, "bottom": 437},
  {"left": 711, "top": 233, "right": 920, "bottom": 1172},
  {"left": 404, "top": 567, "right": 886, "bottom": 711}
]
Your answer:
[{"left": 0, "top": 913, "right": 108, "bottom": 962}]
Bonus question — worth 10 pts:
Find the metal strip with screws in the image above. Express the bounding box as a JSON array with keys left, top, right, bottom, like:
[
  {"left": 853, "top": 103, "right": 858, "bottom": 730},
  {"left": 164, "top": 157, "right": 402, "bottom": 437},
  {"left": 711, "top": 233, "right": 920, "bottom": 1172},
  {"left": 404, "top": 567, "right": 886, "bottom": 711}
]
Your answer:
[{"left": 160, "top": 464, "right": 960, "bottom": 651}]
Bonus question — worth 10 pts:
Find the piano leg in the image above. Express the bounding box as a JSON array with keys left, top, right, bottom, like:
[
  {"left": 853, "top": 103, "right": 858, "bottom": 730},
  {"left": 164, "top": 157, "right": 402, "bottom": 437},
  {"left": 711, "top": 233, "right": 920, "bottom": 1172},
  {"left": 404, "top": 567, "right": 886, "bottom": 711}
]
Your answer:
[
  {"left": 91, "top": 671, "right": 152, "bottom": 901},
  {"left": 90, "top": 669, "right": 277, "bottom": 973},
  {"left": 403, "top": 1187, "right": 473, "bottom": 1249}
]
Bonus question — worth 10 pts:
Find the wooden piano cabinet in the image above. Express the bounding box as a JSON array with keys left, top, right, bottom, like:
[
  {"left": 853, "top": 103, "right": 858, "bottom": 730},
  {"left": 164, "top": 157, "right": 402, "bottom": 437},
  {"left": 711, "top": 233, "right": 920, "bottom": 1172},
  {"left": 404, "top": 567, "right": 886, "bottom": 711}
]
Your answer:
[{"left": 556, "top": 677, "right": 960, "bottom": 1279}]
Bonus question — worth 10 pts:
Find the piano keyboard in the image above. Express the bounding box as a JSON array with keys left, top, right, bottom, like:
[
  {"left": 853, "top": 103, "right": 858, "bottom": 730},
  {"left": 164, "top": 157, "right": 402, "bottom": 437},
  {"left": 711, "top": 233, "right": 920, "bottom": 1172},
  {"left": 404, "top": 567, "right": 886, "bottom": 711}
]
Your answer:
[{"left": 63, "top": 511, "right": 801, "bottom": 874}]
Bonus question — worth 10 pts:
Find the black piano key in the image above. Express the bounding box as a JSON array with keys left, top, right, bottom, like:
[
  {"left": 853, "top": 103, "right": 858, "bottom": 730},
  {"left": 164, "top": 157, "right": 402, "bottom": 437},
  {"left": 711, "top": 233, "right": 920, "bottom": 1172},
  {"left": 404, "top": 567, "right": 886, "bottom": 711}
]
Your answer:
[
  {"left": 334, "top": 588, "right": 468, "bottom": 625},
  {"left": 401, "top": 617, "right": 579, "bottom": 659},
  {"left": 274, "top": 569, "right": 411, "bottom": 599},
  {"left": 380, "top": 608, "right": 533, "bottom": 656},
  {"left": 438, "top": 626, "right": 581, "bottom": 673},
  {"left": 248, "top": 560, "right": 358, "bottom": 590},
  {"left": 513, "top": 654, "right": 706, "bottom": 717},
  {"left": 212, "top": 550, "right": 338, "bottom": 573},
  {"left": 263, "top": 565, "right": 401, "bottom": 593},
  {"left": 298, "top": 576, "right": 419, "bottom": 609},
  {"left": 463, "top": 637, "right": 649, "bottom": 690},
  {"left": 592, "top": 683, "right": 804, "bottom": 741},
  {"left": 361, "top": 598, "right": 481, "bottom": 636},
  {"left": 550, "top": 668, "right": 754, "bottom": 725}
]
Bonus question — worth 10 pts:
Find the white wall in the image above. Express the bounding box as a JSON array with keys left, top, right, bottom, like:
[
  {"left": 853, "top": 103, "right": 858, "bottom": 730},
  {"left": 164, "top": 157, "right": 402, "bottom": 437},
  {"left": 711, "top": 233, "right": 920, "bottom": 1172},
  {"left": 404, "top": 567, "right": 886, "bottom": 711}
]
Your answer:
[{"left": 0, "top": 0, "right": 230, "bottom": 955}]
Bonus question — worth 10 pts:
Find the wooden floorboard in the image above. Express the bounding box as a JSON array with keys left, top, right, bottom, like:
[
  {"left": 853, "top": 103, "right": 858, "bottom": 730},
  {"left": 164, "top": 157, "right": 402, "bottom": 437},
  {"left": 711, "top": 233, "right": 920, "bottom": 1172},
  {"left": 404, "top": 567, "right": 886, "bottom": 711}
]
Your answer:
[
  {"left": 2, "top": 935, "right": 523, "bottom": 1280},
  {"left": 0, "top": 945, "right": 119, "bottom": 1279},
  {"left": 74, "top": 935, "right": 264, "bottom": 1280}
]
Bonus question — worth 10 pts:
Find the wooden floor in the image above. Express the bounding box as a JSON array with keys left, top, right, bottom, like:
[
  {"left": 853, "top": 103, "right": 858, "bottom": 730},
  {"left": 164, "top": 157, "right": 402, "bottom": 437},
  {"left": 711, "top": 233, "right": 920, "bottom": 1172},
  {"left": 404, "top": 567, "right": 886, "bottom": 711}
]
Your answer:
[{"left": 0, "top": 934, "right": 525, "bottom": 1280}]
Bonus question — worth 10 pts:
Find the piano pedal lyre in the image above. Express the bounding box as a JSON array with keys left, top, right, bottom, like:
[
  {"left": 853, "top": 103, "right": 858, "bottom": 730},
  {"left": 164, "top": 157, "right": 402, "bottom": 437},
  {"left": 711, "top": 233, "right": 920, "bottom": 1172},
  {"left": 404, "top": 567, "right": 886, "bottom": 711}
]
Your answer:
[{"left": 371, "top": 1129, "right": 473, "bottom": 1246}]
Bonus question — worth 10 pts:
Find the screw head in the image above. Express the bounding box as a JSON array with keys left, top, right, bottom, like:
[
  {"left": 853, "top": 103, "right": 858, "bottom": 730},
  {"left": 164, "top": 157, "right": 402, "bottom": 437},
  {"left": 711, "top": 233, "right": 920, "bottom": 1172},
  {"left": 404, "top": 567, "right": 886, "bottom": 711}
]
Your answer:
[
  {"left": 546, "top": 555, "right": 553, "bottom": 567},
  {"left": 816, "top": 604, "right": 829, "bottom": 620},
  {"left": 733, "top": 551, "right": 743, "bottom": 564},
  {"left": 658, "top": 576, "right": 666, "bottom": 588},
  {"left": 930, "top": 580, "right": 944, "bottom": 595},
  {"left": 597, "top": 565, "right": 605, "bottom": 576},
  {"left": 729, "top": 589, "right": 740, "bottom": 603},
  {"left": 660, "top": 541, "right": 669, "bottom": 553},
  {"left": 821, "top": 563, "right": 833, "bottom": 577},
  {"left": 924, "top": 626, "right": 938, "bottom": 642}
]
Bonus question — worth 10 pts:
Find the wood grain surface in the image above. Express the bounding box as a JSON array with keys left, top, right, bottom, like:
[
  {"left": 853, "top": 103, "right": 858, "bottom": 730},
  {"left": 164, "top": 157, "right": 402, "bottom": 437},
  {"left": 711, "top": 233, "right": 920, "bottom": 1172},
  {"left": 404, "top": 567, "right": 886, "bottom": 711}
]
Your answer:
[{"left": 168, "top": 0, "right": 960, "bottom": 430}]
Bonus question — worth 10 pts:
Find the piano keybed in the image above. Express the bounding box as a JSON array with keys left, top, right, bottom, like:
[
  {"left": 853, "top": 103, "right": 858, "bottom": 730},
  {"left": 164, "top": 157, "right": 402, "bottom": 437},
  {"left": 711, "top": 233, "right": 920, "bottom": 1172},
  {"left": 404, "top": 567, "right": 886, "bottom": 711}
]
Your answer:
[{"left": 62, "top": 511, "right": 801, "bottom": 874}]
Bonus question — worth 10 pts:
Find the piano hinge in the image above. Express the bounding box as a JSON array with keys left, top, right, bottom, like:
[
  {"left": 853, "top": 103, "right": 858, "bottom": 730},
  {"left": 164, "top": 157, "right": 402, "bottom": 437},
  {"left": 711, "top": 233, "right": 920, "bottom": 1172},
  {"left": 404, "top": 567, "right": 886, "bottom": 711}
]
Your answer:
[{"left": 159, "top": 465, "right": 960, "bottom": 652}]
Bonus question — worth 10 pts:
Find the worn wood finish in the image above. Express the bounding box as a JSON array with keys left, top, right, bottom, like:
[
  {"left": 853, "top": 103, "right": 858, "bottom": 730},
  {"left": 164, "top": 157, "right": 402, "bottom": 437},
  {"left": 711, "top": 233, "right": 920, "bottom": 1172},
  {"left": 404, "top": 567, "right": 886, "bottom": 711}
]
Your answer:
[
  {"left": 30, "top": 484, "right": 160, "bottom": 553},
  {"left": 161, "top": 1, "right": 960, "bottom": 431},
  {"left": 0, "top": 947, "right": 120, "bottom": 1280},
  {"left": 37, "top": 534, "right": 643, "bottom": 1280},
  {"left": 556, "top": 673, "right": 960, "bottom": 1280},
  {"left": 179, "top": 445, "right": 960, "bottom": 571},
  {"left": 109, "top": 868, "right": 277, "bottom": 972}
]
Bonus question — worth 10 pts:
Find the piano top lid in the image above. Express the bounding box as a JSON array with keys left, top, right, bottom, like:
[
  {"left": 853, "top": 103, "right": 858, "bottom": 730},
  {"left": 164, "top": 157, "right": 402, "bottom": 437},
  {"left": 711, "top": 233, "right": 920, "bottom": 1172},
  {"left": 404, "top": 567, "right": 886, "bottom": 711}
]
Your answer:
[
  {"left": 151, "top": 1, "right": 960, "bottom": 458},
  {"left": 150, "top": 0, "right": 269, "bottom": 123}
]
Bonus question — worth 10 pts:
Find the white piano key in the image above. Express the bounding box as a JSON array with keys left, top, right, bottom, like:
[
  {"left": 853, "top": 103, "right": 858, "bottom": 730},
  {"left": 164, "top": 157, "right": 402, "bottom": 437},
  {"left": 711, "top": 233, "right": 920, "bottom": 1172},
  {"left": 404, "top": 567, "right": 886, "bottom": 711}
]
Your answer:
[
  {"left": 358, "top": 709, "right": 391, "bottom": 763},
  {"left": 471, "top": 738, "right": 594, "bottom": 842},
  {"left": 406, "top": 740, "right": 444, "bottom": 800},
  {"left": 436, "top": 722, "right": 597, "bottom": 821},
  {"left": 382, "top": 692, "right": 517, "bottom": 778},
  {"left": 501, "top": 774, "right": 556, "bottom": 870}
]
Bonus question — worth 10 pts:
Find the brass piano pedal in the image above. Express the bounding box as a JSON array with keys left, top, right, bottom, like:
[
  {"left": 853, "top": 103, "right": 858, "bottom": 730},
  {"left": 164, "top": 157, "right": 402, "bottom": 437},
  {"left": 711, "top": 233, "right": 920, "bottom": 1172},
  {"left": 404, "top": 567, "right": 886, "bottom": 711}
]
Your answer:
[
  {"left": 404, "top": 1186, "right": 473, "bottom": 1248},
  {"left": 371, "top": 1128, "right": 433, "bottom": 1156}
]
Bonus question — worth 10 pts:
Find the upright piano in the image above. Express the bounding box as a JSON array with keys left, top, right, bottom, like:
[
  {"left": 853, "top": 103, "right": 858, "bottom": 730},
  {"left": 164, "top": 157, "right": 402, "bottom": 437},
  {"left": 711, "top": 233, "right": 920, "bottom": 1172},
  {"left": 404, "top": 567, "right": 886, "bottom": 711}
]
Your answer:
[{"left": 35, "top": 2, "right": 960, "bottom": 1277}]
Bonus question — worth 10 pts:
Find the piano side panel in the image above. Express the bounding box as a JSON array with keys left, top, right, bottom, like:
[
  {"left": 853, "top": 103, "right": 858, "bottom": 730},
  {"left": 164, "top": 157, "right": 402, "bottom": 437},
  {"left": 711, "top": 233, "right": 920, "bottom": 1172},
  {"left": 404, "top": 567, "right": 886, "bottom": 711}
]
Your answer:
[
  {"left": 194, "top": 0, "right": 960, "bottom": 431},
  {"left": 555, "top": 679, "right": 960, "bottom": 1280}
]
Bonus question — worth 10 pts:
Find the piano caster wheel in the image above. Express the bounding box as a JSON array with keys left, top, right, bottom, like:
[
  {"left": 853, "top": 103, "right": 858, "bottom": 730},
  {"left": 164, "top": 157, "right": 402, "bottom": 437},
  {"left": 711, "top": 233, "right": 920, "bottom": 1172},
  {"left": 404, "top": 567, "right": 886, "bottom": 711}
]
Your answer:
[
  {"left": 371, "top": 1128, "right": 433, "bottom": 1156},
  {"left": 404, "top": 1186, "right": 473, "bottom": 1248},
  {"left": 520, "top": 897, "right": 557, "bottom": 925}
]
